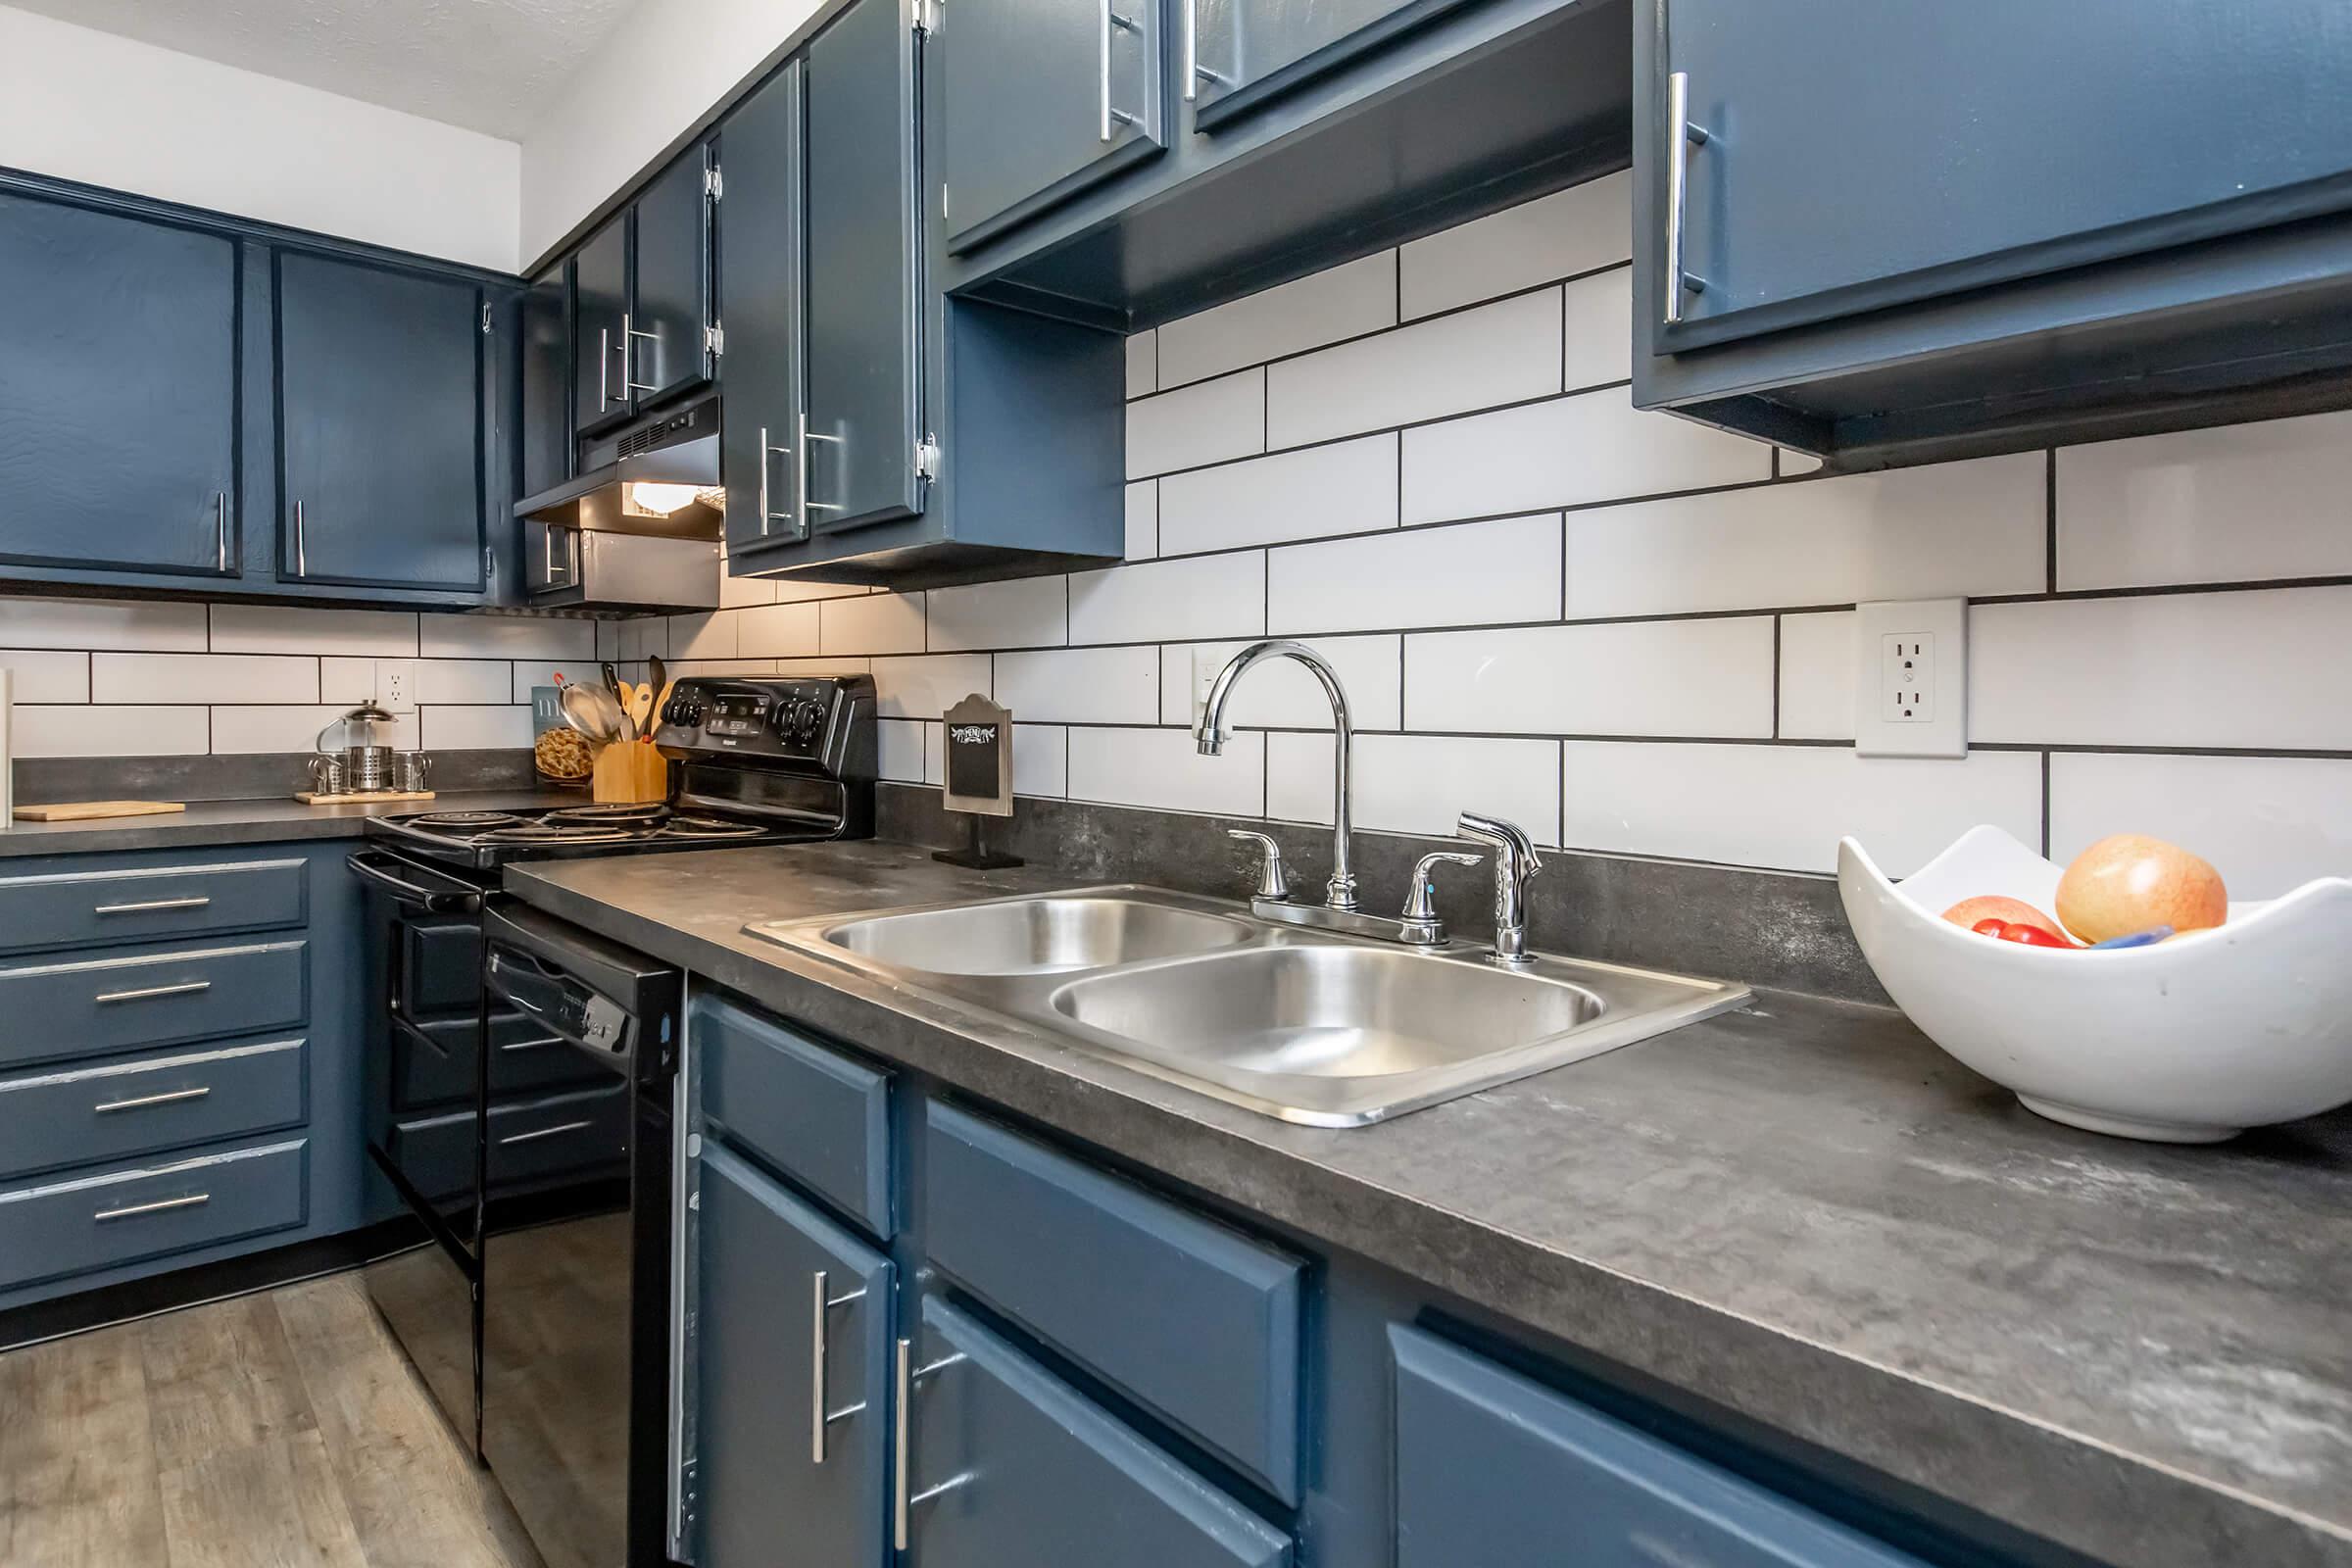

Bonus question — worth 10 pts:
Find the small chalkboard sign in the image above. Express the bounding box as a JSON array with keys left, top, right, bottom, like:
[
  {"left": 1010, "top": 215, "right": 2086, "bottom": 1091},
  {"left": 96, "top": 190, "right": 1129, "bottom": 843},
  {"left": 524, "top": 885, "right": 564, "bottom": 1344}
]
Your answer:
[{"left": 940, "top": 694, "right": 1013, "bottom": 817}]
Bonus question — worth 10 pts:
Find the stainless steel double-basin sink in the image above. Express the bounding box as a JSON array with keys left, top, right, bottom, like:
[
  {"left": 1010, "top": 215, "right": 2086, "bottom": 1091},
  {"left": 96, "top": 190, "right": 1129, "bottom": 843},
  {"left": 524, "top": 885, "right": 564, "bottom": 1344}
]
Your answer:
[{"left": 747, "top": 886, "right": 1748, "bottom": 1127}]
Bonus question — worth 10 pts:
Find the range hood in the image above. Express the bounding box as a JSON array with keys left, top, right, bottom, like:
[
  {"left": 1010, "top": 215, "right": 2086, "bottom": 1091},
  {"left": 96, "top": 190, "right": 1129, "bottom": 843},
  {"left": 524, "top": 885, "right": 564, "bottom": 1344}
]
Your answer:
[{"left": 515, "top": 393, "right": 724, "bottom": 611}]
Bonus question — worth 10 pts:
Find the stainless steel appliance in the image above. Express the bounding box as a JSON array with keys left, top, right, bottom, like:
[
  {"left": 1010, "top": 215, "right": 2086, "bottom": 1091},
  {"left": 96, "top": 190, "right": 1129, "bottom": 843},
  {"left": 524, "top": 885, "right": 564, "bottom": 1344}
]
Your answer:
[
  {"left": 316, "top": 700, "right": 403, "bottom": 794},
  {"left": 351, "top": 676, "right": 876, "bottom": 1554},
  {"left": 516, "top": 392, "right": 725, "bottom": 612}
]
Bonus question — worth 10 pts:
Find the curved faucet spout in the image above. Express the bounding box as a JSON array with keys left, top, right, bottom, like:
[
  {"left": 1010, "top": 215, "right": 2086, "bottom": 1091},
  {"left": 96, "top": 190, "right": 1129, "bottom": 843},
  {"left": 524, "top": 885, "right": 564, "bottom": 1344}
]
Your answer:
[{"left": 1194, "top": 640, "right": 1358, "bottom": 910}]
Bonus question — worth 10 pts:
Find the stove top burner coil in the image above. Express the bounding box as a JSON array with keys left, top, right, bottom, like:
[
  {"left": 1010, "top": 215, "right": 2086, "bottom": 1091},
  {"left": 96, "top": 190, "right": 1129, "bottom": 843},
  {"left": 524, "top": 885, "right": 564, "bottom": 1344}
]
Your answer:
[
  {"left": 409, "top": 810, "right": 524, "bottom": 830},
  {"left": 543, "top": 803, "right": 671, "bottom": 828}
]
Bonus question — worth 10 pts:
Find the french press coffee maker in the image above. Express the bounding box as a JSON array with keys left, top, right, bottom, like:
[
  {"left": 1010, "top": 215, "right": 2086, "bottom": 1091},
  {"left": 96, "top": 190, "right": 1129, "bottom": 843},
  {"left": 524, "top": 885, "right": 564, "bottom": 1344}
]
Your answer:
[{"left": 314, "top": 701, "right": 401, "bottom": 795}]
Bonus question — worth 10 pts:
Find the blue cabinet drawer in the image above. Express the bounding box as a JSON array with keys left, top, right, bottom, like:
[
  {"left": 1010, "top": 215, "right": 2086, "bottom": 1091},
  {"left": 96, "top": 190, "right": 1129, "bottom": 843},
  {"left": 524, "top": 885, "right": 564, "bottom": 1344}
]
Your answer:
[
  {"left": 695, "top": 990, "right": 893, "bottom": 1239},
  {"left": 0, "top": 940, "right": 308, "bottom": 1070},
  {"left": 0, "top": 858, "right": 307, "bottom": 956},
  {"left": 0, "top": 1035, "right": 308, "bottom": 1181},
  {"left": 923, "top": 1101, "right": 1305, "bottom": 1502},
  {"left": 0, "top": 1138, "right": 308, "bottom": 1294},
  {"left": 1393, "top": 1327, "right": 1930, "bottom": 1568},
  {"left": 906, "top": 1295, "right": 1291, "bottom": 1567}
]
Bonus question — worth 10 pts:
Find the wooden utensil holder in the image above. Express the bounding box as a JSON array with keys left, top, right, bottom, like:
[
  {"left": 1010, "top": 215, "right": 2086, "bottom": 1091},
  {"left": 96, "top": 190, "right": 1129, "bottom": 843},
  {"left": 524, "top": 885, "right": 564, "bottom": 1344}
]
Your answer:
[{"left": 592, "top": 742, "right": 671, "bottom": 804}]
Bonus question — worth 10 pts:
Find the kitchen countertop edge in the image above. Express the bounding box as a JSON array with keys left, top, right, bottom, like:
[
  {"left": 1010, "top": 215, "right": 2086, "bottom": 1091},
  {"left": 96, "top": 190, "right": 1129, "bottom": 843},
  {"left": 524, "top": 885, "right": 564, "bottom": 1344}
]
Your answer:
[{"left": 0, "top": 791, "right": 576, "bottom": 857}]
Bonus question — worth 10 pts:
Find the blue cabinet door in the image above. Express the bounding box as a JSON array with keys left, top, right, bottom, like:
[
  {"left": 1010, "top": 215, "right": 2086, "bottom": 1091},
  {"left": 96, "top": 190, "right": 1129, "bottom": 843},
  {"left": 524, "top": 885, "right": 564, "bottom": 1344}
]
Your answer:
[
  {"left": 1648, "top": 0, "right": 2352, "bottom": 351},
  {"left": 695, "top": 1141, "right": 893, "bottom": 1568},
  {"left": 0, "top": 191, "right": 239, "bottom": 581},
  {"left": 906, "top": 1296, "right": 1291, "bottom": 1568},
  {"left": 1393, "top": 1326, "right": 1928, "bottom": 1568},
  {"left": 803, "top": 0, "right": 927, "bottom": 535},
  {"left": 715, "top": 60, "right": 808, "bottom": 558},
  {"left": 519, "top": 261, "right": 570, "bottom": 500},
  {"left": 631, "top": 143, "right": 716, "bottom": 409},
  {"left": 941, "top": 0, "right": 1165, "bottom": 255},
  {"left": 275, "top": 250, "right": 486, "bottom": 592},
  {"left": 573, "top": 211, "right": 632, "bottom": 434},
  {"left": 1188, "top": 0, "right": 1479, "bottom": 131}
]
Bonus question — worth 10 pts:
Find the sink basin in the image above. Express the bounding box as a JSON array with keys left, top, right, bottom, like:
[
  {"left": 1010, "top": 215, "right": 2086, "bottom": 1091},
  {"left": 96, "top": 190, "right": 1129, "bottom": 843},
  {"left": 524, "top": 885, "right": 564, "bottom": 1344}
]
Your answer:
[
  {"left": 1053, "top": 945, "right": 1602, "bottom": 1078},
  {"left": 814, "top": 894, "right": 1253, "bottom": 977}
]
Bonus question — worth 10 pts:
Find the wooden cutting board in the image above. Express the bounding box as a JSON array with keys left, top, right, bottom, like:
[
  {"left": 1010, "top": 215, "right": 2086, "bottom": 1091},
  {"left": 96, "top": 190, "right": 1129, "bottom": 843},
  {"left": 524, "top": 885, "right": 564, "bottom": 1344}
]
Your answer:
[
  {"left": 294, "top": 790, "right": 437, "bottom": 806},
  {"left": 13, "top": 800, "right": 187, "bottom": 821}
]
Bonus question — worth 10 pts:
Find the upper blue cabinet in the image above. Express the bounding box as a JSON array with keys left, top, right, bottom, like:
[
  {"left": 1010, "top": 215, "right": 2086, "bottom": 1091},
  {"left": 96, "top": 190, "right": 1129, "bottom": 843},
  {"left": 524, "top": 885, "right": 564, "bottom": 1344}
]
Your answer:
[
  {"left": 1632, "top": 0, "right": 2352, "bottom": 466},
  {"left": 573, "top": 143, "right": 716, "bottom": 438},
  {"left": 1187, "top": 0, "right": 1480, "bottom": 130}
]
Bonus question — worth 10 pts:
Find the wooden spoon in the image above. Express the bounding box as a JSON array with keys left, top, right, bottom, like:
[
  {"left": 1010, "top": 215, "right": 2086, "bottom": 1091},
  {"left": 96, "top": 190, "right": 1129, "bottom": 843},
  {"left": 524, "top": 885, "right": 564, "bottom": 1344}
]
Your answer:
[{"left": 629, "top": 683, "right": 656, "bottom": 739}]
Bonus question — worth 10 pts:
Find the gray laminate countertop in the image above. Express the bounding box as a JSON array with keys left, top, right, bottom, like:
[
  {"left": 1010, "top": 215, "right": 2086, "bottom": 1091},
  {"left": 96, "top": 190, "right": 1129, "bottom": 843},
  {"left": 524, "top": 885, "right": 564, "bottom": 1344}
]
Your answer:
[
  {"left": 506, "top": 840, "right": 2352, "bottom": 1568},
  {"left": 0, "top": 791, "right": 574, "bottom": 858}
]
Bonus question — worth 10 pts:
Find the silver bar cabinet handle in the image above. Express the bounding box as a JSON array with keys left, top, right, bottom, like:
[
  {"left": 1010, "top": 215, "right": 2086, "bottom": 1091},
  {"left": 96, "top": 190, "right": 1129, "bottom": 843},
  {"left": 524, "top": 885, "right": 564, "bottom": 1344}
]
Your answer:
[
  {"left": 623, "top": 313, "right": 661, "bottom": 394},
  {"left": 215, "top": 493, "right": 229, "bottom": 571},
  {"left": 498, "top": 1118, "right": 593, "bottom": 1147},
  {"left": 94, "top": 896, "right": 211, "bottom": 916},
  {"left": 94, "top": 1086, "right": 212, "bottom": 1115},
  {"left": 600, "top": 326, "right": 612, "bottom": 407},
  {"left": 893, "top": 1338, "right": 971, "bottom": 1549},
  {"left": 95, "top": 980, "right": 211, "bottom": 1005},
  {"left": 1663, "top": 70, "right": 1711, "bottom": 325},
  {"left": 1183, "top": 0, "right": 1198, "bottom": 101},
  {"left": 809, "top": 1270, "right": 870, "bottom": 1463},
  {"left": 95, "top": 1192, "right": 209, "bottom": 1223},
  {"left": 800, "top": 416, "right": 844, "bottom": 517},
  {"left": 759, "top": 425, "right": 795, "bottom": 536},
  {"left": 292, "top": 500, "right": 308, "bottom": 577},
  {"left": 1100, "top": 0, "right": 1139, "bottom": 142}
]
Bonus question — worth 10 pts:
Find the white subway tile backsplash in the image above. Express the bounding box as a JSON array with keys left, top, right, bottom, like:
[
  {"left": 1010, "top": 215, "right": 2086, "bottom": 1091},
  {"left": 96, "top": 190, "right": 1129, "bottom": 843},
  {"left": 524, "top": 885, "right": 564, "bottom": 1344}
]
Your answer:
[
  {"left": 1269, "top": 731, "right": 1558, "bottom": 841},
  {"left": 1268, "top": 514, "right": 1559, "bottom": 635},
  {"left": 418, "top": 615, "right": 595, "bottom": 662},
  {"left": 1401, "top": 386, "right": 1772, "bottom": 524},
  {"left": 774, "top": 658, "right": 873, "bottom": 678},
  {"left": 1, "top": 598, "right": 207, "bottom": 652},
  {"left": 1561, "top": 742, "right": 2044, "bottom": 876},
  {"left": 1012, "top": 723, "right": 1069, "bottom": 798},
  {"left": 1157, "top": 253, "right": 1396, "bottom": 391},
  {"left": 1124, "top": 482, "right": 1158, "bottom": 561},
  {"left": 1561, "top": 268, "right": 1633, "bottom": 389},
  {"left": 13, "top": 705, "right": 210, "bottom": 759},
  {"left": 870, "top": 654, "right": 992, "bottom": 719},
  {"left": 1157, "top": 434, "right": 1398, "bottom": 556},
  {"left": 213, "top": 705, "right": 416, "bottom": 755},
  {"left": 996, "top": 647, "right": 1158, "bottom": 724},
  {"left": 878, "top": 719, "right": 927, "bottom": 783},
  {"left": 511, "top": 661, "right": 571, "bottom": 704},
  {"left": 821, "top": 593, "right": 927, "bottom": 656},
  {"left": 1157, "top": 635, "right": 1402, "bottom": 730},
  {"left": 1563, "top": 454, "right": 2046, "bottom": 618},
  {"left": 1068, "top": 554, "right": 1264, "bottom": 645},
  {"left": 2057, "top": 411, "right": 2352, "bottom": 590},
  {"left": 719, "top": 571, "right": 780, "bottom": 609},
  {"left": 616, "top": 618, "right": 670, "bottom": 662},
  {"left": 766, "top": 579, "right": 876, "bottom": 605},
  {"left": 1971, "top": 586, "right": 2352, "bottom": 750},
  {"left": 1397, "top": 172, "right": 1632, "bottom": 319},
  {"left": 1125, "top": 330, "right": 1157, "bottom": 399},
  {"left": 928, "top": 576, "right": 1066, "bottom": 652},
  {"left": 0, "top": 650, "right": 88, "bottom": 704},
  {"left": 1776, "top": 612, "right": 1857, "bottom": 742},
  {"left": 1779, "top": 450, "right": 1826, "bottom": 477},
  {"left": 667, "top": 612, "right": 737, "bottom": 661},
  {"left": 1266, "top": 289, "right": 1561, "bottom": 449},
  {"left": 1067, "top": 726, "right": 1265, "bottom": 816},
  {"left": 1126, "top": 369, "right": 1266, "bottom": 479},
  {"left": 319, "top": 657, "right": 375, "bottom": 705},
  {"left": 415, "top": 660, "right": 512, "bottom": 706},
  {"left": 1408, "top": 617, "right": 1775, "bottom": 738},
  {"left": 210, "top": 604, "right": 418, "bottom": 656},
  {"left": 737, "top": 602, "right": 822, "bottom": 658},
  {"left": 2048, "top": 753, "right": 2352, "bottom": 900},
  {"left": 420, "top": 706, "right": 532, "bottom": 751},
  {"left": 92, "top": 653, "right": 316, "bottom": 706}
]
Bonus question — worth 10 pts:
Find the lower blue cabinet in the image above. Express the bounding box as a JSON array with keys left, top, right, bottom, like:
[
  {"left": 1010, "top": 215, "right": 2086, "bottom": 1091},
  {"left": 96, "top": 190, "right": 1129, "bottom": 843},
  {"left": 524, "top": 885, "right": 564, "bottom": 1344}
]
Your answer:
[
  {"left": 904, "top": 1295, "right": 1291, "bottom": 1568},
  {"left": 1393, "top": 1326, "right": 1929, "bottom": 1568},
  {"left": 695, "top": 1140, "right": 894, "bottom": 1568}
]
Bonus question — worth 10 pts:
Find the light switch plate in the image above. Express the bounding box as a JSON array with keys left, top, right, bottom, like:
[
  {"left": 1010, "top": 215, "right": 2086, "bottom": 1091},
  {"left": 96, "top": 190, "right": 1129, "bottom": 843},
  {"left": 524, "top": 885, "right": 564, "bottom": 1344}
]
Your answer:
[{"left": 1852, "top": 598, "right": 1967, "bottom": 759}]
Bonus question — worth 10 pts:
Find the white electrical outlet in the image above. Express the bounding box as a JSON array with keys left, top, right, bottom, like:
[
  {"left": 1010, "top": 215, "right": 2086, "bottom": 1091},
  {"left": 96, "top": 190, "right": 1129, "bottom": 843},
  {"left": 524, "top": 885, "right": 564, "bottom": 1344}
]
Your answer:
[
  {"left": 1191, "top": 647, "right": 1225, "bottom": 726},
  {"left": 376, "top": 659, "right": 421, "bottom": 714},
  {"left": 1852, "top": 599, "right": 1966, "bottom": 759}
]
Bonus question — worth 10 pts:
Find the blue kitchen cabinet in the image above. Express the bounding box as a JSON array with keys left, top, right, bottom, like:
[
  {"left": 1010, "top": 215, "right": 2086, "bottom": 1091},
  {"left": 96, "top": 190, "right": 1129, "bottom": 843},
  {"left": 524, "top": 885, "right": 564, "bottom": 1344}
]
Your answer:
[
  {"left": 1632, "top": 0, "right": 2352, "bottom": 465},
  {"left": 692, "top": 1141, "right": 895, "bottom": 1568},
  {"left": 519, "top": 261, "right": 571, "bottom": 501},
  {"left": 0, "top": 187, "right": 240, "bottom": 584},
  {"left": 715, "top": 58, "right": 808, "bottom": 558},
  {"left": 939, "top": 0, "right": 1166, "bottom": 256},
  {"left": 573, "top": 209, "right": 632, "bottom": 435},
  {"left": 275, "top": 249, "right": 489, "bottom": 593},
  {"left": 902, "top": 1295, "right": 1292, "bottom": 1568},
  {"left": 1187, "top": 0, "right": 1482, "bottom": 131},
  {"left": 573, "top": 144, "right": 716, "bottom": 440}
]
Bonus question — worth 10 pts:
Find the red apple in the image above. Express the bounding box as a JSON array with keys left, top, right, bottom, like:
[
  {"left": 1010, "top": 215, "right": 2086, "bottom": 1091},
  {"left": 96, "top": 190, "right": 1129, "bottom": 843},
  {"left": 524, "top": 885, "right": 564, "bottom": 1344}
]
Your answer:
[
  {"left": 1941, "top": 896, "right": 2070, "bottom": 943},
  {"left": 2057, "top": 834, "right": 2228, "bottom": 945}
]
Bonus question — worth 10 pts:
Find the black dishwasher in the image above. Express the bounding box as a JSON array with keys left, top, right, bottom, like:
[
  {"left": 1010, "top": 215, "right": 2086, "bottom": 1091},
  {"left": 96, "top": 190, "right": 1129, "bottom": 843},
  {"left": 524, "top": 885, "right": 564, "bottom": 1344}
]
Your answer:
[{"left": 477, "top": 897, "right": 682, "bottom": 1568}]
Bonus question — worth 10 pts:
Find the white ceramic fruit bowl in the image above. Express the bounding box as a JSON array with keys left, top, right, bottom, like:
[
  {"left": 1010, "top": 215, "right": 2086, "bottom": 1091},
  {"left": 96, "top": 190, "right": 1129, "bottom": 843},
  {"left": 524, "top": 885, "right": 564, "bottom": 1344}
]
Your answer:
[{"left": 1838, "top": 825, "right": 2352, "bottom": 1143}]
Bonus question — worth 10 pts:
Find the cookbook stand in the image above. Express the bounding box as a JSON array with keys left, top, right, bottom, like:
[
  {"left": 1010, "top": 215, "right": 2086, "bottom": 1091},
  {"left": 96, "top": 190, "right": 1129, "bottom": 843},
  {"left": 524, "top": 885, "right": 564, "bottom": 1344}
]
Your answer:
[{"left": 934, "top": 695, "right": 1022, "bottom": 870}]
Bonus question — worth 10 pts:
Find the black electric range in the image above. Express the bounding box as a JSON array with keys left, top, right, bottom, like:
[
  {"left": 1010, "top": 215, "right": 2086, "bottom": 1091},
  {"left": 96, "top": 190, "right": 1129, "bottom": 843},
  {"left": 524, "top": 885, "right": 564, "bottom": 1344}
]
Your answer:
[{"left": 349, "top": 675, "right": 876, "bottom": 1534}]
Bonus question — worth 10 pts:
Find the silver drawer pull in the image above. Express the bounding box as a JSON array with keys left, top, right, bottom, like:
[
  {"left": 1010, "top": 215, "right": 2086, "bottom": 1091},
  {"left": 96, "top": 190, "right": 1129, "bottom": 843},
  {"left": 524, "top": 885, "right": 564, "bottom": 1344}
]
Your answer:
[
  {"left": 499, "top": 1118, "right": 594, "bottom": 1147},
  {"left": 94, "top": 980, "right": 212, "bottom": 1005},
  {"left": 95, "top": 1192, "right": 210, "bottom": 1222},
  {"left": 93, "top": 897, "right": 213, "bottom": 916},
  {"left": 94, "top": 1086, "right": 213, "bottom": 1115},
  {"left": 894, "top": 1340, "right": 972, "bottom": 1549},
  {"left": 500, "top": 1037, "right": 561, "bottom": 1053},
  {"left": 810, "top": 1270, "right": 871, "bottom": 1464}
]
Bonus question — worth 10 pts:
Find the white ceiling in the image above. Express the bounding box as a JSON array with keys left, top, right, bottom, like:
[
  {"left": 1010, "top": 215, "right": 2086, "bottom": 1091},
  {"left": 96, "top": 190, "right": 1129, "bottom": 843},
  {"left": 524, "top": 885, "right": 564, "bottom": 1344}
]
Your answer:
[{"left": 9, "top": 0, "right": 644, "bottom": 140}]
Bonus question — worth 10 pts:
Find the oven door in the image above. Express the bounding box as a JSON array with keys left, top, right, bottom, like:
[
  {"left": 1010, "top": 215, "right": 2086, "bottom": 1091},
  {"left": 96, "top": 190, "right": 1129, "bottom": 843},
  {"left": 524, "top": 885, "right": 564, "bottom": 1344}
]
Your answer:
[{"left": 478, "top": 899, "right": 681, "bottom": 1568}]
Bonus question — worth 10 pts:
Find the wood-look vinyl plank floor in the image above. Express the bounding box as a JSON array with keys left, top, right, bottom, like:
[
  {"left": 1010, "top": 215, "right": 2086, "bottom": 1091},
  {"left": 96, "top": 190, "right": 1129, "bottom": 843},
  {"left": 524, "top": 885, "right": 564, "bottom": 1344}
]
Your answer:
[{"left": 0, "top": 1274, "right": 544, "bottom": 1568}]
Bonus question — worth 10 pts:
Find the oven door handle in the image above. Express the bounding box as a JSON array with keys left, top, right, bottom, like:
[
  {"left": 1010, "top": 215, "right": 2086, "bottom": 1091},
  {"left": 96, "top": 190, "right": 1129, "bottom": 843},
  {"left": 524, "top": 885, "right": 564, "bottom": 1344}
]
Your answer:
[{"left": 346, "top": 852, "right": 482, "bottom": 914}]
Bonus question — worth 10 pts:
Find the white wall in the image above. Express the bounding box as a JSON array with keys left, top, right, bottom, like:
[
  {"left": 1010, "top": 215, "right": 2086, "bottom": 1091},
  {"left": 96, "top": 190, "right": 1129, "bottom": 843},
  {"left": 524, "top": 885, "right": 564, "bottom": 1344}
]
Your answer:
[
  {"left": 519, "top": 0, "right": 825, "bottom": 267},
  {"left": 0, "top": 5, "right": 520, "bottom": 270}
]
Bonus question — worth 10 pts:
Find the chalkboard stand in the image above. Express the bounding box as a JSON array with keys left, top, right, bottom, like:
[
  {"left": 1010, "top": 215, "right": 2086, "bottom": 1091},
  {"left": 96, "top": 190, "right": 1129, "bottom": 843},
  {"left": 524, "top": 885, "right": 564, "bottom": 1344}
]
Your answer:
[{"left": 935, "top": 812, "right": 1024, "bottom": 869}]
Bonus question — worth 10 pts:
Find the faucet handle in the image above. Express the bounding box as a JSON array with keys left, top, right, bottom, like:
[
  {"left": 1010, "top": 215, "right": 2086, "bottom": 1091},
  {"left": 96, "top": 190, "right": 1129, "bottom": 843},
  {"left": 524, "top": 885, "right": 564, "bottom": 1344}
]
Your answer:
[
  {"left": 1225, "top": 829, "right": 1291, "bottom": 903},
  {"left": 1399, "top": 851, "right": 1483, "bottom": 923}
]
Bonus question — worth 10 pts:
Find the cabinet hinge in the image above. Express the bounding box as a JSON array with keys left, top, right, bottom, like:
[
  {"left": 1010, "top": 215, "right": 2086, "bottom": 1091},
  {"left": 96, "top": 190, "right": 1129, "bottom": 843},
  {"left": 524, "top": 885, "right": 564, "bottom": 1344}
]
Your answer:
[
  {"left": 915, "top": 435, "right": 942, "bottom": 483},
  {"left": 704, "top": 165, "right": 723, "bottom": 201},
  {"left": 480, "top": 302, "right": 492, "bottom": 334},
  {"left": 705, "top": 321, "right": 724, "bottom": 356},
  {"left": 915, "top": 0, "right": 940, "bottom": 34}
]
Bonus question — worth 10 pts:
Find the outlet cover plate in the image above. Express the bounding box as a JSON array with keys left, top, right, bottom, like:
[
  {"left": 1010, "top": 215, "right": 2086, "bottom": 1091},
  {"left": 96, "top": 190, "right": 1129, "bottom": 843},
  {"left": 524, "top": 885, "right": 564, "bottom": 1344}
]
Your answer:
[
  {"left": 1853, "top": 598, "right": 1966, "bottom": 759},
  {"left": 376, "top": 659, "right": 421, "bottom": 714}
]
